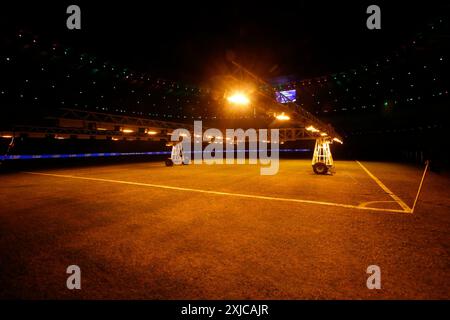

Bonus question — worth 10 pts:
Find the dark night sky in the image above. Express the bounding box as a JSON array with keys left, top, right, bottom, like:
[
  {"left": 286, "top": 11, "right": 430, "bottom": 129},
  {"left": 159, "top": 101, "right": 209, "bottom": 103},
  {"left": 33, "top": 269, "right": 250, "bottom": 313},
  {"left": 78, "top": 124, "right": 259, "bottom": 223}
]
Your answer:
[
  {"left": 0, "top": 1, "right": 449, "bottom": 162},
  {"left": 1, "top": 1, "right": 445, "bottom": 83}
]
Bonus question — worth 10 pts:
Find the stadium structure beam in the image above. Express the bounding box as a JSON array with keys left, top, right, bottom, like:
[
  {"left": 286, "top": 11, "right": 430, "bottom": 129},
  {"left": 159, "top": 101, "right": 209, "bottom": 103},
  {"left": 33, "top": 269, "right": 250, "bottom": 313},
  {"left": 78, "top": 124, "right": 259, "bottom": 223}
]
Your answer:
[{"left": 229, "top": 61, "right": 343, "bottom": 142}]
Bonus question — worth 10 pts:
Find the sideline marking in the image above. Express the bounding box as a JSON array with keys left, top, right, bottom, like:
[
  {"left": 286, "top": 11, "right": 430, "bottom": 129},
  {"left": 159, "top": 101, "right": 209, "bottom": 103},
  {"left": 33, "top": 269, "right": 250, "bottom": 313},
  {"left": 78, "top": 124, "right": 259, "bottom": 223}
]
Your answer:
[
  {"left": 411, "top": 160, "right": 430, "bottom": 213},
  {"left": 356, "top": 161, "right": 411, "bottom": 213},
  {"left": 358, "top": 200, "right": 397, "bottom": 208},
  {"left": 23, "top": 171, "right": 407, "bottom": 214}
]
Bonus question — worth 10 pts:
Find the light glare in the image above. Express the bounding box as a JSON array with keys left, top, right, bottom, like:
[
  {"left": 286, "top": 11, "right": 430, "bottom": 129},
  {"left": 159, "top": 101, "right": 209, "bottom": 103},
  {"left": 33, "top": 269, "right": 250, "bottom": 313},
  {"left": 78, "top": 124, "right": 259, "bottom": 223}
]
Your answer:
[
  {"left": 306, "top": 125, "right": 319, "bottom": 133},
  {"left": 275, "top": 112, "right": 290, "bottom": 121},
  {"left": 227, "top": 92, "right": 250, "bottom": 105}
]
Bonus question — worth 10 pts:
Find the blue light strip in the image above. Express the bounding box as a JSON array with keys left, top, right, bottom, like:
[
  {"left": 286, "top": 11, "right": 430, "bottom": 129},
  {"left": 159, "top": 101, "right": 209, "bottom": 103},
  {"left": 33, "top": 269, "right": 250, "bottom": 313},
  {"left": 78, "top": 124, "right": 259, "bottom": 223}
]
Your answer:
[
  {"left": 0, "top": 149, "right": 310, "bottom": 161},
  {"left": 0, "top": 151, "right": 170, "bottom": 161}
]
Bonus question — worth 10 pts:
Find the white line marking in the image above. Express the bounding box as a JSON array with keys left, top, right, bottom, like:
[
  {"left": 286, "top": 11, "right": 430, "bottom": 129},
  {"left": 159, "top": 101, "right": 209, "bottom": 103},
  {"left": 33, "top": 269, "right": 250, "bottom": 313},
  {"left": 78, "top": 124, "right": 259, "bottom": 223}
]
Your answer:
[
  {"left": 356, "top": 161, "right": 411, "bottom": 213},
  {"left": 23, "top": 171, "right": 407, "bottom": 214},
  {"left": 358, "top": 200, "right": 397, "bottom": 208},
  {"left": 411, "top": 161, "right": 430, "bottom": 213}
]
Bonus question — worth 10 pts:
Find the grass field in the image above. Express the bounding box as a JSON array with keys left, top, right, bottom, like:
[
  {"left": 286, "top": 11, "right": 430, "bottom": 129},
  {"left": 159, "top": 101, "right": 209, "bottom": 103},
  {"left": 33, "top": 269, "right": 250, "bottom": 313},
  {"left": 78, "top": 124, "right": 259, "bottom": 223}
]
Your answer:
[{"left": 0, "top": 160, "right": 449, "bottom": 299}]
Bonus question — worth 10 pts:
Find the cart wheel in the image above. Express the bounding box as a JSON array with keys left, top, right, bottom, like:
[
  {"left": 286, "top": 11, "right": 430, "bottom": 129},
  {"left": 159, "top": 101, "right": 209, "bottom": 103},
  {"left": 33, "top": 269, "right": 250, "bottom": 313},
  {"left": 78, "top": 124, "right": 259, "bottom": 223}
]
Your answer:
[
  {"left": 165, "top": 159, "right": 174, "bottom": 167},
  {"left": 313, "top": 162, "right": 328, "bottom": 175}
]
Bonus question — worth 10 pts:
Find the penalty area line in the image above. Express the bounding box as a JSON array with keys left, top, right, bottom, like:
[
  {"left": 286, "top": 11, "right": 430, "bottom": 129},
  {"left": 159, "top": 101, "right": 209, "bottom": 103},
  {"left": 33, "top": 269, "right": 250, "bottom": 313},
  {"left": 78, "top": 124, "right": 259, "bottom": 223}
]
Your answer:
[
  {"left": 355, "top": 161, "right": 411, "bottom": 213},
  {"left": 23, "top": 171, "right": 407, "bottom": 214}
]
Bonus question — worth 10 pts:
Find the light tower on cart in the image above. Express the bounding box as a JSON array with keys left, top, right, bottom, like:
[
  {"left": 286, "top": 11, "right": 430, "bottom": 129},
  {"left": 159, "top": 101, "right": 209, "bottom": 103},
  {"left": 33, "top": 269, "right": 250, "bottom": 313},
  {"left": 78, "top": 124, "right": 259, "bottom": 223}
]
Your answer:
[{"left": 228, "top": 61, "right": 343, "bottom": 175}]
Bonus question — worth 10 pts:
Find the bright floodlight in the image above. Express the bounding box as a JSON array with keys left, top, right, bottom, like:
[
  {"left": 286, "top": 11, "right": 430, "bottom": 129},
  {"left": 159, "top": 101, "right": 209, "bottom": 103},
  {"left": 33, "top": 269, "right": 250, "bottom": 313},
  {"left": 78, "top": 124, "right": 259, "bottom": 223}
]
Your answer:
[
  {"left": 306, "top": 125, "right": 319, "bottom": 133},
  {"left": 227, "top": 92, "right": 250, "bottom": 105},
  {"left": 275, "top": 112, "right": 290, "bottom": 121},
  {"left": 333, "top": 137, "right": 343, "bottom": 144}
]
